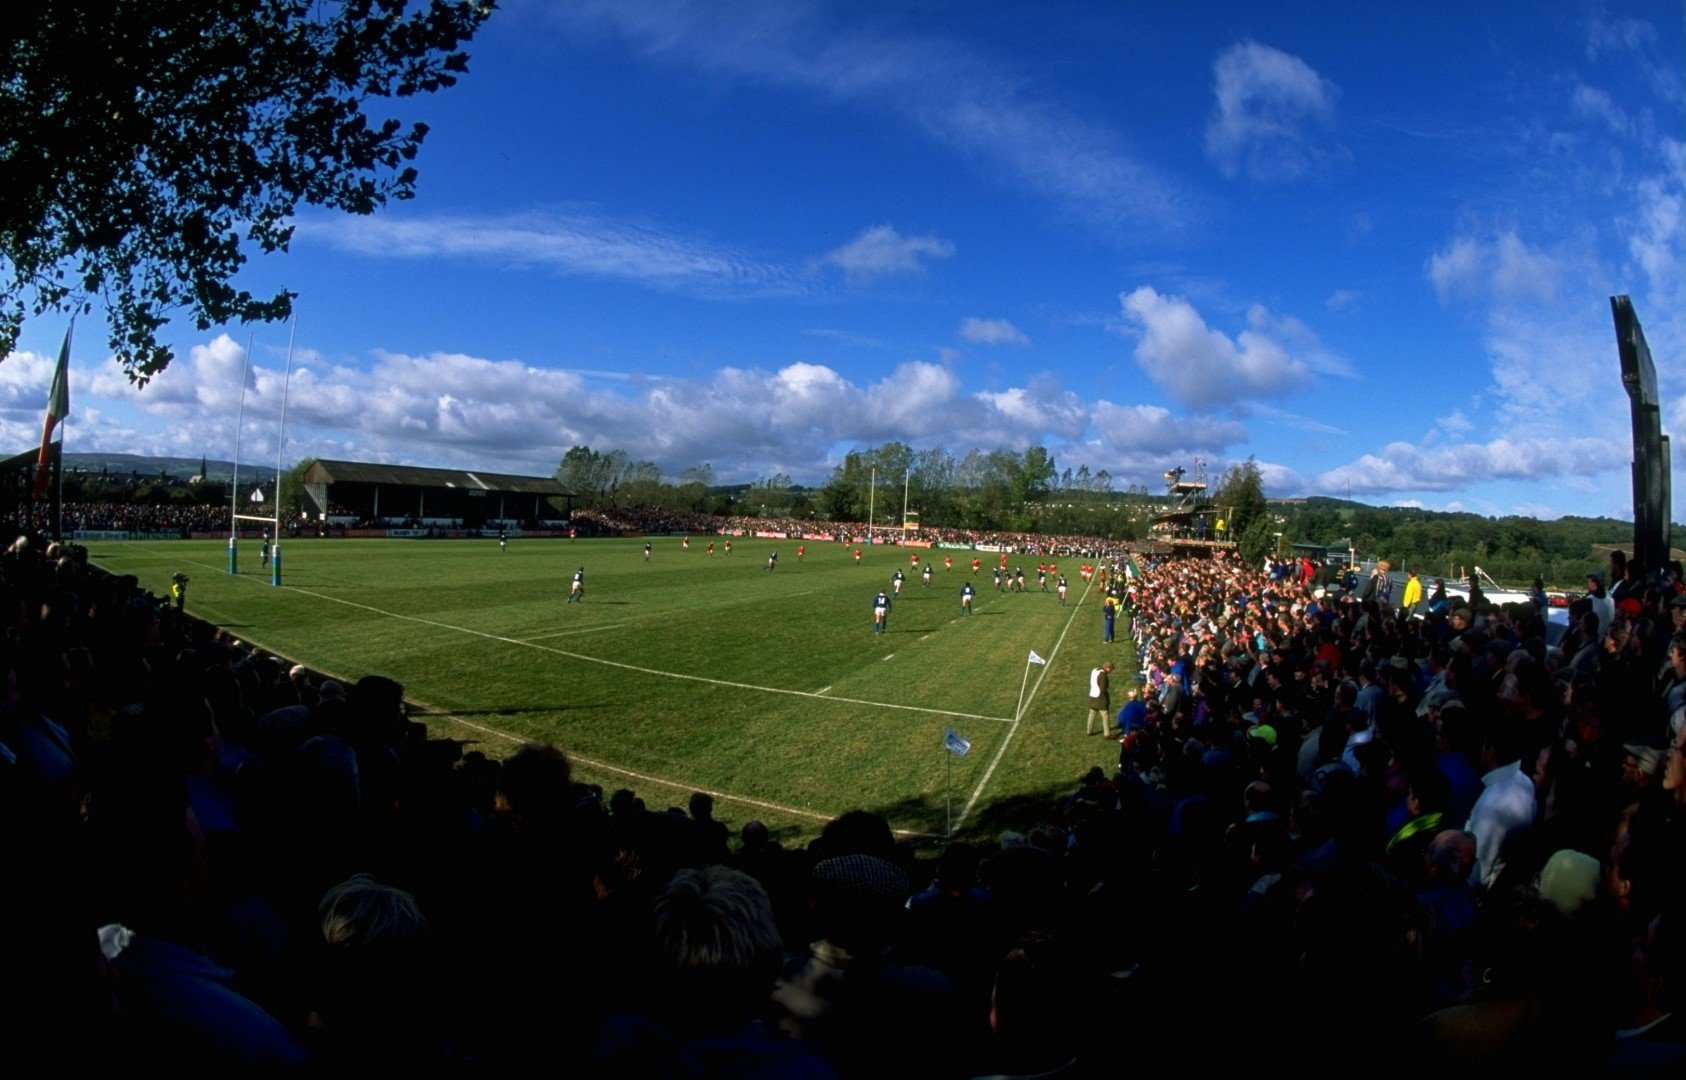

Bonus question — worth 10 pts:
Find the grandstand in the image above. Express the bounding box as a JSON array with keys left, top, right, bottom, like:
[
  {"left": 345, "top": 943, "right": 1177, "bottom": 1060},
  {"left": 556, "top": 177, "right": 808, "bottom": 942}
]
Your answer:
[{"left": 301, "top": 459, "right": 574, "bottom": 528}]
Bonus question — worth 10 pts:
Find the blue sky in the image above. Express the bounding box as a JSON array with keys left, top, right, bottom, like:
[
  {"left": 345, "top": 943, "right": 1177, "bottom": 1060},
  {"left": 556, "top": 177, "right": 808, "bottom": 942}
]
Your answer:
[{"left": 3, "top": 0, "right": 1681, "bottom": 520}]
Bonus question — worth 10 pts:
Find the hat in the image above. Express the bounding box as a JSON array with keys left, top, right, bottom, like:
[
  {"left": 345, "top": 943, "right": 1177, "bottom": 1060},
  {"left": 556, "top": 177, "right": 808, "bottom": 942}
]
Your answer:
[
  {"left": 1249, "top": 724, "right": 1278, "bottom": 747},
  {"left": 1669, "top": 594, "right": 1686, "bottom": 609},
  {"left": 1536, "top": 850, "right": 1601, "bottom": 915},
  {"left": 1453, "top": 607, "right": 1472, "bottom": 621},
  {"left": 812, "top": 854, "right": 912, "bottom": 907},
  {"left": 1587, "top": 570, "right": 1604, "bottom": 584},
  {"left": 1623, "top": 741, "right": 1663, "bottom": 776}
]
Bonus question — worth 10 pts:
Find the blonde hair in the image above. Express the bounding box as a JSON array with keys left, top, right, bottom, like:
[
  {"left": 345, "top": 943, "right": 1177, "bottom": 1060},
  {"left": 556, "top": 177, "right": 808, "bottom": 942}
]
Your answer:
[{"left": 318, "top": 873, "right": 427, "bottom": 948}]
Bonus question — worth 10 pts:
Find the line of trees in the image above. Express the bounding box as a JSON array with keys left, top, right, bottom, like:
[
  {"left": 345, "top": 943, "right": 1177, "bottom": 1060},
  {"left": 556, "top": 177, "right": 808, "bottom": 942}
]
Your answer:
[
  {"left": 550, "top": 443, "right": 1648, "bottom": 586},
  {"left": 1281, "top": 502, "right": 1652, "bottom": 588}
]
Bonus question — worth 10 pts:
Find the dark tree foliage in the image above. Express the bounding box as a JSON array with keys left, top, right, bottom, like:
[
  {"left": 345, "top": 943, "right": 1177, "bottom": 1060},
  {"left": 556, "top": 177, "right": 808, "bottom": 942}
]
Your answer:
[{"left": 0, "top": 0, "right": 493, "bottom": 383}]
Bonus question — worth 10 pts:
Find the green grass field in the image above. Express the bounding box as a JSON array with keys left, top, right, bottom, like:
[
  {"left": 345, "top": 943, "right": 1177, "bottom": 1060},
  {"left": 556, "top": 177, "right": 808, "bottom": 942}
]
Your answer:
[{"left": 86, "top": 536, "right": 1135, "bottom": 848}]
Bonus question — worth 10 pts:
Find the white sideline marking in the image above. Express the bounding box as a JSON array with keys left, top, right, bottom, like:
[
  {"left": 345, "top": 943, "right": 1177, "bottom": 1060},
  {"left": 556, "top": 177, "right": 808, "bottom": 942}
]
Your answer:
[
  {"left": 954, "top": 573, "right": 1096, "bottom": 831},
  {"left": 147, "top": 548, "right": 1013, "bottom": 725},
  {"left": 815, "top": 685, "right": 832, "bottom": 695},
  {"left": 519, "top": 623, "right": 627, "bottom": 642},
  {"left": 139, "top": 595, "right": 944, "bottom": 838}
]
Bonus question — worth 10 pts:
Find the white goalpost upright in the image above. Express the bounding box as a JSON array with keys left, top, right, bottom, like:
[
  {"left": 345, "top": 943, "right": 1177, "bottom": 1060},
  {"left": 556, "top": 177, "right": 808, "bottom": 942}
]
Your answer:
[{"left": 228, "top": 317, "right": 297, "bottom": 586}]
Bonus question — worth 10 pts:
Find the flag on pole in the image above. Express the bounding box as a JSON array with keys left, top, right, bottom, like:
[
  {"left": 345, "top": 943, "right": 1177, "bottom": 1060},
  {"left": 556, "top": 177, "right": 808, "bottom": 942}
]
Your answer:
[
  {"left": 1028, "top": 650, "right": 1046, "bottom": 666},
  {"left": 943, "top": 727, "right": 971, "bottom": 757},
  {"left": 33, "top": 326, "right": 72, "bottom": 499},
  {"left": 1125, "top": 556, "right": 1141, "bottom": 581},
  {"left": 250, "top": 486, "right": 266, "bottom": 503}
]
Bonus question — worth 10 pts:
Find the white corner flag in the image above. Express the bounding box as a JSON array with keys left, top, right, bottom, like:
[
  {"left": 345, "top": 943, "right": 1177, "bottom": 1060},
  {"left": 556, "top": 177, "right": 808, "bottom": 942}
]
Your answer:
[
  {"left": 250, "top": 486, "right": 266, "bottom": 503},
  {"left": 1028, "top": 650, "right": 1046, "bottom": 665},
  {"left": 943, "top": 727, "right": 971, "bottom": 757}
]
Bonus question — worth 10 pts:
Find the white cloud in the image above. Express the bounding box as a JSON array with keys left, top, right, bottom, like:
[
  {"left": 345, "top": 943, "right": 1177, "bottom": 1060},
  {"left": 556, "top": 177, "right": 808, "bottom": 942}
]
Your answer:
[
  {"left": 958, "top": 317, "right": 1029, "bottom": 346},
  {"left": 1118, "top": 286, "right": 1312, "bottom": 408},
  {"left": 1204, "top": 41, "right": 1339, "bottom": 181},
  {"left": 1089, "top": 401, "right": 1246, "bottom": 454},
  {"left": 1628, "top": 172, "right": 1683, "bottom": 303},
  {"left": 1571, "top": 83, "right": 1630, "bottom": 136},
  {"left": 47, "top": 335, "right": 1182, "bottom": 485},
  {"left": 1427, "top": 231, "right": 1561, "bottom": 305},
  {"left": 1435, "top": 410, "right": 1473, "bottom": 436},
  {"left": 815, "top": 225, "right": 954, "bottom": 284},
  {"left": 1312, "top": 436, "right": 1630, "bottom": 495},
  {"left": 300, "top": 210, "right": 799, "bottom": 298},
  {"left": 1244, "top": 305, "right": 1354, "bottom": 377},
  {"left": 1427, "top": 237, "right": 1485, "bottom": 303},
  {"left": 1325, "top": 289, "right": 1359, "bottom": 312},
  {"left": 1585, "top": 13, "right": 1656, "bottom": 60},
  {"left": 974, "top": 376, "right": 1088, "bottom": 439}
]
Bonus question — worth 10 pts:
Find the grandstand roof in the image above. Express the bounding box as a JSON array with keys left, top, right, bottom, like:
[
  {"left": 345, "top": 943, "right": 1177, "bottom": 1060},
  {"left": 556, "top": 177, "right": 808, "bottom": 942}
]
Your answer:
[{"left": 306, "top": 459, "right": 572, "bottom": 496}]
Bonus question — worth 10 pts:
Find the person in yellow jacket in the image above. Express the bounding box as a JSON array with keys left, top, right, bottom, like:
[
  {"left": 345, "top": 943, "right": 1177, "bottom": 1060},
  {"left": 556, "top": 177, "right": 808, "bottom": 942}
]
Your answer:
[
  {"left": 1400, "top": 569, "right": 1423, "bottom": 614},
  {"left": 169, "top": 572, "right": 189, "bottom": 611}
]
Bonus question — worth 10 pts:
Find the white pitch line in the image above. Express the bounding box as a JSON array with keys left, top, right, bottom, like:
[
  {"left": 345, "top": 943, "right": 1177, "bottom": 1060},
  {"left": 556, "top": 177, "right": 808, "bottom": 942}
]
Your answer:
[
  {"left": 815, "top": 685, "right": 832, "bottom": 695},
  {"left": 123, "top": 545, "right": 957, "bottom": 835},
  {"left": 954, "top": 573, "right": 1097, "bottom": 830},
  {"left": 340, "top": 700, "right": 944, "bottom": 835},
  {"left": 144, "top": 547, "right": 1014, "bottom": 725},
  {"left": 519, "top": 623, "right": 627, "bottom": 642}
]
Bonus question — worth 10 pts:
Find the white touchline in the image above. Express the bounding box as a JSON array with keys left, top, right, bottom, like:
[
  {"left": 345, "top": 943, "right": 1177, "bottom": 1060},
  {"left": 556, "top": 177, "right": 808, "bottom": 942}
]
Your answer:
[
  {"left": 954, "top": 574, "right": 1096, "bottom": 830},
  {"left": 128, "top": 545, "right": 1011, "bottom": 835},
  {"left": 519, "top": 623, "right": 627, "bottom": 642},
  {"left": 143, "top": 547, "right": 1013, "bottom": 725}
]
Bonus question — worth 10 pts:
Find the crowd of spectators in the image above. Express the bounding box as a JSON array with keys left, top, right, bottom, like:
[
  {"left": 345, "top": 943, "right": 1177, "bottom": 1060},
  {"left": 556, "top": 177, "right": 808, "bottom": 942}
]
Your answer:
[
  {"left": 27, "top": 502, "right": 313, "bottom": 537},
  {"left": 1107, "top": 547, "right": 1684, "bottom": 1070},
  {"left": 3, "top": 524, "right": 1682, "bottom": 1073},
  {"left": 579, "top": 504, "right": 1135, "bottom": 560}
]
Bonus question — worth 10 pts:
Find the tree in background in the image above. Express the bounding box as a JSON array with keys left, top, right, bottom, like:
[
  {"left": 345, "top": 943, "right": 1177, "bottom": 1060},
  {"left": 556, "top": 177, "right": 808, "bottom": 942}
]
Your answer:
[
  {"left": 748, "top": 473, "right": 793, "bottom": 516},
  {"left": 1213, "top": 457, "right": 1268, "bottom": 537},
  {"left": 278, "top": 455, "right": 317, "bottom": 512},
  {"left": 1, "top": 0, "right": 494, "bottom": 383}
]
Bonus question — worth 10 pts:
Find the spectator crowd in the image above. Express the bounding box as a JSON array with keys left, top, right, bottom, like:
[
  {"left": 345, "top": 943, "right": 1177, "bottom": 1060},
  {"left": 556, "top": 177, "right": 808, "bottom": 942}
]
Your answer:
[{"left": 1, "top": 527, "right": 1682, "bottom": 1074}]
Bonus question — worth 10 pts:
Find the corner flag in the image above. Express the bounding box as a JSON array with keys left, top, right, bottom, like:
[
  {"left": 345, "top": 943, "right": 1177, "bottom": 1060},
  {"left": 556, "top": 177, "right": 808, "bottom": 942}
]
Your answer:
[
  {"left": 1028, "top": 650, "right": 1046, "bottom": 665},
  {"left": 943, "top": 727, "right": 971, "bottom": 757},
  {"left": 33, "top": 325, "right": 71, "bottom": 499}
]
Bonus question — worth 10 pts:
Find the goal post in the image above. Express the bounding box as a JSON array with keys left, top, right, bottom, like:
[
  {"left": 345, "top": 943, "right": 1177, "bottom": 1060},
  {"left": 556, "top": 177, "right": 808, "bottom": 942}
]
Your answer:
[{"left": 228, "top": 318, "right": 296, "bottom": 586}]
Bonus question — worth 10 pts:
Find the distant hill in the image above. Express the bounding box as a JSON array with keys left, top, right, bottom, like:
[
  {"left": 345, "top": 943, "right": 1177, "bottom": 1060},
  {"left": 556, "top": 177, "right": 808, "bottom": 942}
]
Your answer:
[{"left": 64, "top": 453, "right": 277, "bottom": 484}]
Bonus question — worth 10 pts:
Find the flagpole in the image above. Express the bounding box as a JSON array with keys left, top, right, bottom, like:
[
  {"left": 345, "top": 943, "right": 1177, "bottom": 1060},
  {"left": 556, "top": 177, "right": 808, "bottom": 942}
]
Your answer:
[
  {"left": 946, "top": 749, "right": 952, "bottom": 838},
  {"left": 229, "top": 329, "right": 254, "bottom": 574},
  {"left": 54, "top": 397, "right": 66, "bottom": 543},
  {"left": 1015, "top": 656, "right": 1034, "bottom": 721},
  {"left": 272, "top": 316, "right": 296, "bottom": 587},
  {"left": 35, "top": 320, "right": 74, "bottom": 538},
  {"left": 55, "top": 319, "right": 71, "bottom": 540}
]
